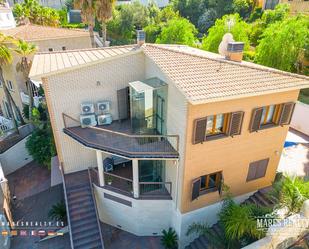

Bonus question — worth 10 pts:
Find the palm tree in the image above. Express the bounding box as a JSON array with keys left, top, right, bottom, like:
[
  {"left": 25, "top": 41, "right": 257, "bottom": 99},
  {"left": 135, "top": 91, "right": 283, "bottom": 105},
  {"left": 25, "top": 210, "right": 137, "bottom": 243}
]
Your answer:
[
  {"left": 95, "top": 0, "right": 116, "bottom": 46},
  {"left": 0, "top": 33, "right": 25, "bottom": 131},
  {"left": 14, "top": 39, "right": 37, "bottom": 123},
  {"left": 271, "top": 174, "right": 309, "bottom": 215},
  {"left": 74, "top": 0, "right": 96, "bottom": 47}
]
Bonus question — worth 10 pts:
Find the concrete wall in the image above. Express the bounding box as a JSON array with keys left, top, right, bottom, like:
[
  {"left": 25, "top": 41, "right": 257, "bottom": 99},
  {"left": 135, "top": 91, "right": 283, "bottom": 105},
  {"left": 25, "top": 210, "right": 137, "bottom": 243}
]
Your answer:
[
  {"left": 0, "top": 135, "right": 33, "bottom": 175},
  {"left": 290, "top": 102, "right": 309, "bottom": 136},
  {"left": 94, "top": 186, "right": 174, "bottom": 236},
  {"left": 44, "top": 52, "right": 145, "bottom": 173},
  {"left": 181, "top": 90, "right": 300, "bottom": 213}
]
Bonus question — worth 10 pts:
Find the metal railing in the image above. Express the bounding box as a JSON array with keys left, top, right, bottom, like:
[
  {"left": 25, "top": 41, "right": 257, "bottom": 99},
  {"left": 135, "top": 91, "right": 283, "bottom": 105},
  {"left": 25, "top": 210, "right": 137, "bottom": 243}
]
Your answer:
[
  {"left": 62, "top": 113, "right": 179, "bottom": 156},
  {"left": 87, "top": 167, "right": 105, "bottom": 249},
  {"left": 59, "top": 163, "right": 74, "bottom": 249},
  {"left": 103, "top": 172, "right": 133, "bottom": 196},
  {"left": 139, "top": 181, "right": 172, "bottom": 198}
]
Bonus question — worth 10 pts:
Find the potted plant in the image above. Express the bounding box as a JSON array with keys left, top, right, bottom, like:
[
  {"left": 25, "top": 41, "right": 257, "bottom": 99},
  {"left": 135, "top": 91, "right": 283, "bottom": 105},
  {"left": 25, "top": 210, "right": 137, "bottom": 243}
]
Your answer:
[
  {"left": 107, "top": 176, "right": 113, "bottom": 185},
  {"left": 161, "top": 227, "right": 178, "bottom": 249}
]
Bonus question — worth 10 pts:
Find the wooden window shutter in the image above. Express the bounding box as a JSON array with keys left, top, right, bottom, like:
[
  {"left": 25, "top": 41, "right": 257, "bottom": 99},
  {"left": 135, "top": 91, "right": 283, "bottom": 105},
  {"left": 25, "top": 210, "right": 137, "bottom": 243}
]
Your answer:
[
  {"left": 228, "top": 111, "right": 244, "bottom": 136},
  {"left": 246, "top": 162, "right": 258, "bottom": 181},
  {"left": 117, "top": 87, "right": 130, "bottom": 120},
  {"left": 218, "top": 173, "right": 224, "bottom": 196},
  {"left": 192, "top": 118, "right": 207, "bottom": 144},
  {"left": 256, "top": 158, "right": 269, "bottom": 178},
  {"left": 249, "top": 107, "right": 263, "bottom": 132},
  {"left": 192, "top": 178, "right": 201, "bottom": 201},
  {"left": 279, "top": 102, "right": 295, "bottom": 126}
]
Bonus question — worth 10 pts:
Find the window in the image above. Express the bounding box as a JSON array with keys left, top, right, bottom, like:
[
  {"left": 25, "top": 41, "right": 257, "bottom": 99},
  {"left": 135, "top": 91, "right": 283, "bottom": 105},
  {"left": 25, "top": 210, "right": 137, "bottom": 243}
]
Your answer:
[
  {"left": 0, "top": 80, "right": 2, "bottom": 87},
  {"left": 250, "top": 102, "right": 295, "bottom": 132},
  {"left": 193, "top": 111, "right": 244, "bottom": 144},
  {"left": 247, "top": 158, "right": 269, "bottom": 181},
  {"left": 192, "top": 171, "right": 223, "bottom": 200},
  {"left": 48, "top": 48, "right": 53, "bottom": 52},
  {"left": 62, "top": 46, "right": 66, "bottom": 51},
  {"left": 7, "top": 80, "right": 13, "bottom": 91}
]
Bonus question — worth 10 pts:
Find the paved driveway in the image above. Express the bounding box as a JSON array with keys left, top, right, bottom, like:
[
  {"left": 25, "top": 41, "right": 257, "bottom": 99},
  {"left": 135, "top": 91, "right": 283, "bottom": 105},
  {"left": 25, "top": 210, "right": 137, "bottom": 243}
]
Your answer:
[{"left": 278, "top": 129, "right": 309, "bottom": 178}]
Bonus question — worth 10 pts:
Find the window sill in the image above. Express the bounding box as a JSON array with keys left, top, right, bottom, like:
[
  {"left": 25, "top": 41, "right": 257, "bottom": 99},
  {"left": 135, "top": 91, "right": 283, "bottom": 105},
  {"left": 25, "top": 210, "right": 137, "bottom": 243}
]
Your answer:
[
  {"left": 199, "top": 187, "right": 218, "bottom": 196},
  {"left": 205, "top": 133, "right": 228, "bottom": 141},
  {"left": 259, "top": 123, "right": 278, "bottom": 131}
]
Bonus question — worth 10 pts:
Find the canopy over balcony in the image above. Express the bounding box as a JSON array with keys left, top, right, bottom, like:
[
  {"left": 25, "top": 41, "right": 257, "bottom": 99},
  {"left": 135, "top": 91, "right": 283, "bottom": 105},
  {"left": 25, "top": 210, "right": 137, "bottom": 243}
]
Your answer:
[{"left": 63, "top": 113, "right": 179, "bottom": 159}]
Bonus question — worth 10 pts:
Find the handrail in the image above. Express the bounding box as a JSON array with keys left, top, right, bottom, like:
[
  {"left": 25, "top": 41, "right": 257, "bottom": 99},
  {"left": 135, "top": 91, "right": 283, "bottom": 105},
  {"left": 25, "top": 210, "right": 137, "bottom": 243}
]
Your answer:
[
  {"left": 59, "top": 163, "right": 74, "bottom": 249},
  {"left": 104, "top": 171, "right": 133, "bottom": 182},
  {"left": 88, "top": 167, "right": 105, "bottom": 249},
  {"left": 62, "top": 113, "right": 180, "bottom": 153}
]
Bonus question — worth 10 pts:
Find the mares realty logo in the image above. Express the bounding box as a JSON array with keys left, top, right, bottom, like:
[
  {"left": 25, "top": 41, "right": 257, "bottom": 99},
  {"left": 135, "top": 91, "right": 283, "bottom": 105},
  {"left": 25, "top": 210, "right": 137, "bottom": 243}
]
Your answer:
[{"left": 256, "top": 213, "right": 309, "bottom": 233}]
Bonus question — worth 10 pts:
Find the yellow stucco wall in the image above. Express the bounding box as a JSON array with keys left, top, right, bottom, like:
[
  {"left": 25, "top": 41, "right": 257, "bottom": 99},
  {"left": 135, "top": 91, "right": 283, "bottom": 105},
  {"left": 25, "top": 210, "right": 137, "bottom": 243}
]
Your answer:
[
  {"left": 280, "top": 0, "right": 309, "bottom": 15},
  {"left": 180, "top": 90, "right": 299, "bottom": 213}
]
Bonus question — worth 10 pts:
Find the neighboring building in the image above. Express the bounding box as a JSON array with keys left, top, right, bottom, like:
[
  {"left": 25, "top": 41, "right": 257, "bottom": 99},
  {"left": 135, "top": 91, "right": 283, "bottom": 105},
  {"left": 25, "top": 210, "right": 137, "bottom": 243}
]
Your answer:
[
  {"left": 0, "top": 24, "right": 92, "bottom": 125},
  {"left": 29, "top": 40, "right": 309, "bottom": 248},
  {"left": 279, "top": 0, "right": 309, "bottom": 14},
  {"left": 0, "top": 2, "right": 16, "bottom": 30}
]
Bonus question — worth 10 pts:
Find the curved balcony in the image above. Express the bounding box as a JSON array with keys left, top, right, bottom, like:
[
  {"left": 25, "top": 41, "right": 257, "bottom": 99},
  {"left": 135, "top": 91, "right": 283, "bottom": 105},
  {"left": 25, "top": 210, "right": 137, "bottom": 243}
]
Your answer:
[{"left": 62, "top": 113, "right": 179, "bottom": 159}]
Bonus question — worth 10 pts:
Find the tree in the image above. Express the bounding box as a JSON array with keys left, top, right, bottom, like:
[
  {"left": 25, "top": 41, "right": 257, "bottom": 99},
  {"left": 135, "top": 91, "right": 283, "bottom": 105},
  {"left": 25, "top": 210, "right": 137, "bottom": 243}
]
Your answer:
[
  {"left": 14, "top": 39, "right": 37, "bottom": 123},
  {"left": 74, "top": 0, "right": 96, "bottom": 47},
  {"left": 232, "top": 0, "right": 253, "bottom": 19},
  {"left": 255, "top": 15, "right": 309, "bottom": 73},
  {"left": 161, "top": 228, "right": 178, "bottom": 249},
  {"left": 271, "top": 175, "right": 309, "bottom": 215},
  {"left": 48, "top": 200, "right": 67, "bottom": 224},
  {"left": 197, "top": 8, "right": 217, "bottom": 33},
  {"left": 95, "top": 0, "right": 116, "bottom": 45},
  {"left": 0, "top": 33, "right": 25, "bottom": 130},
  {"left": 156, "top": 17, "right": 197, "bottom": 46},
  {"left": 202, "top": 14, "right": 250, "bottom": 53}
]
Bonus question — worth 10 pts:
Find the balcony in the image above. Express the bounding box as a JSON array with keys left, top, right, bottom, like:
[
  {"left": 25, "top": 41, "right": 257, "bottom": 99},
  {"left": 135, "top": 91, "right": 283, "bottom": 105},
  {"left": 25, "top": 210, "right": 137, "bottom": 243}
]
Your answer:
[{"left": 62, "top": 113, "right": 179, "bottom": 159}]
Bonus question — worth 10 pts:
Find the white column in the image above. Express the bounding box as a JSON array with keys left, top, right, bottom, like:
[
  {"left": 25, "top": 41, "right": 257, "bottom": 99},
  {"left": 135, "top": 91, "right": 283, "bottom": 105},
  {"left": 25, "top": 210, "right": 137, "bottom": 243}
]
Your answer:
[
  {"left": 132, "top": 159, "right": 139, "bottom": 198},
  {"left": 96, "top": 150, "right": 104, "bottom": 186}
]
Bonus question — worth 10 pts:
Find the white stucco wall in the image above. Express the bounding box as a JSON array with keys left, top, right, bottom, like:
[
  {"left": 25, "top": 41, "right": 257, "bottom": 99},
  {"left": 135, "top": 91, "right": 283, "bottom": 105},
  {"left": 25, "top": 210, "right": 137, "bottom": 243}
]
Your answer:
[
  {"left": 45, "top": 52, "right": 145, "bottom": 173},
  {"left": 0, "top": 136, "right": 33, "bottom": 175},
  {"left": 94, "top": 186, "right": 175, "bottom": 236},
  {"left": 290, "top": 102, "right": 309, "bottom": 136}
]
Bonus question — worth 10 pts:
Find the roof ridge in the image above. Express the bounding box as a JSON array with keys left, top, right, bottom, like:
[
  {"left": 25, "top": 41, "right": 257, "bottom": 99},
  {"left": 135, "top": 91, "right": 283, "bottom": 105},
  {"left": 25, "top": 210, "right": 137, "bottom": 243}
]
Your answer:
[
  {"left": 36, "top": 44, "right": 139, "bottom": 55},
  {"left": 145, "top": 44, "right": 309, "bottom": 81}
]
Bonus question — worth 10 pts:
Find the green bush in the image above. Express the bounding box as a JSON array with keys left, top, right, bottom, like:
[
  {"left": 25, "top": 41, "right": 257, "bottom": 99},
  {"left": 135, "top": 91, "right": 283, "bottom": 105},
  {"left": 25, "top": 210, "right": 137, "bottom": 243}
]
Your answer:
[
  {"left": 60, "top": 23, "right": 86, "bottom": 29},
  {"left": 48, "top": 200, "right": 67, "bottom": 225},
  {"left": 161, "top": 227, "right": 178, "bottom": 249}
]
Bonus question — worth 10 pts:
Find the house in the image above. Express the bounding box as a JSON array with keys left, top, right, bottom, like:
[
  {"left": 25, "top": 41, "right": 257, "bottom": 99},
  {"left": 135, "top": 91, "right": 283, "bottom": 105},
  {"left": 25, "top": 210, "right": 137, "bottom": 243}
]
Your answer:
[
  {"left": 0, "top": 24, "right": 92, "bottom": 126},
  {"left": 29, "top": 34, "right": 309, "bottom": 248},
  {"left": 0, "top": 2, "right": 16, "bottom": 30},
  {"left": 279, "top": 0, "right": 309, "bottom": 14}
]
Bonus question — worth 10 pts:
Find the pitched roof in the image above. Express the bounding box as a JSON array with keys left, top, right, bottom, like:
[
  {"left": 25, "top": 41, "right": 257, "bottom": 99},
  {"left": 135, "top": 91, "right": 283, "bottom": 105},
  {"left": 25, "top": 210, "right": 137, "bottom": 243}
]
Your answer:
[
  {"left": 29, "top": 45, "right": 139, "bottom": 78},
  {"left": 1, "top": 24, "right": 90, "bottom": 41},
  {"left": 143, "top": 44, "right": 309, "bottom": 104},
  {"left": 29, "top": 44, "right": 309, "bottom": 104}
]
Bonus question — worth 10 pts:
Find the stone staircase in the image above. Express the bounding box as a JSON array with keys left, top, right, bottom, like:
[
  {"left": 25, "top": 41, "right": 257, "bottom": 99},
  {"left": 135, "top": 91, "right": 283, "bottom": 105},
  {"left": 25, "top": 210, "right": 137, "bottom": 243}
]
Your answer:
[
  {"left": 64, "top": 171, "right": 104, "bottom": 249},
  {"left": 186, "top": 188, "right": 276, "bottom": 249}
]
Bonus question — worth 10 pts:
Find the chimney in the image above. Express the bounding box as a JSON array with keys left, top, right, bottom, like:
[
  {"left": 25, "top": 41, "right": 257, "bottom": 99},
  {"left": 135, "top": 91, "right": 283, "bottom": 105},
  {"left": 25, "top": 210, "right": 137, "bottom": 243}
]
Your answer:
[
  {"left": 136, "top": 30, "right": 145, "bottom": 46},
  {"left": 226, "top": 42, "right": 244, "bottom": 62}
]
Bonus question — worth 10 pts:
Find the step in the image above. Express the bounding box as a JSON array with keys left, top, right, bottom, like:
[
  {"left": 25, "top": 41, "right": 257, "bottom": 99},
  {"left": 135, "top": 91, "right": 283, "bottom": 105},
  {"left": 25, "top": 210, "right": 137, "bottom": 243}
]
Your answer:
[
  {"left": 69, "top": 200, "right": 94, "bottom": 213},
  {"left": 254, "top": 192, "right": 272, "bottom": 206},
  {"left": 70, "top": 212, "right": 97, "bottom": 225},
  {"left": 199, "top": 235, "right": 208, "bottom": 246},
  {"left": 194, "top": 238, "right": 206, "bottom": 249},
  {"left": 212, "top": 223, "right": 222, "bottom": 237},
  {"left": 68, "top": 195, "right": 93, "bottom": 207},
  {"left": 67, "top": 189, "right": 91, "bottom": 199},
  {"left": 74, "top": 234, "right": 101, "bottom": 248},
  {"left": 70, "top": 208, "right": 96, "bottom": 221},
  {"left": 67, "top": 184, "right": 90, "bottom": 193},
  {"left": 72, "top": 222, "right": 100, "bottom": 237},
  {"left": 258, "top": 190, "right": 276, "bottom": 205},
  {"left": 73, "top": 228, "right": 100, "bottom": 242},
  {"left": 75, "top": 238, "right": 102, "bottom": 249},
  {"left": 249, "top": 196, "right": 260, "bottom": 206},
  {"left": 71, "top": 216, "right": 97, "bottom": 230}
]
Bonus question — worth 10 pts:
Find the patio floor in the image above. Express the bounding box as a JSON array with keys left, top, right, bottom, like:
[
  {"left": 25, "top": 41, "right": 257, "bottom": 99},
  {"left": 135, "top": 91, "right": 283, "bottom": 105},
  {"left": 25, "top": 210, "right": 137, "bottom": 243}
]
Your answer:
[{"left": 6, "top": 160, "right": 51, "bottom": 200}]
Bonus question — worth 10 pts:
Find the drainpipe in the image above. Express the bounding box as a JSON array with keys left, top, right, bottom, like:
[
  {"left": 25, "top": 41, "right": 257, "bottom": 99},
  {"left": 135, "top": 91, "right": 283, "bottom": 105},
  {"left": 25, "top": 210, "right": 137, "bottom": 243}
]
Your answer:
[
  {"left": 96, "top": 150, "right": 104, "bottom": 186},
  {"left": 132, "top": 159, "right": 139, "bottom": 198}
]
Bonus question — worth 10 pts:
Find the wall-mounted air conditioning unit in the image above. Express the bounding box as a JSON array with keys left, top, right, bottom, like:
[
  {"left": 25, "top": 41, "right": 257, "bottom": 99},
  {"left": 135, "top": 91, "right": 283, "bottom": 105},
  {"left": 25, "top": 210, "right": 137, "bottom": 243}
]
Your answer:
[
  {"left": 81, "top": 102, "right": 94, "bottom": 115},
  {"left": 97, "top": 114, "right": 113, "bottom": 125},
  {"left": 80, "top": 114, "right": 97, "bottom": 128},
  {"left": 97, "top": 101, "right": 111, "bottom": 114}
]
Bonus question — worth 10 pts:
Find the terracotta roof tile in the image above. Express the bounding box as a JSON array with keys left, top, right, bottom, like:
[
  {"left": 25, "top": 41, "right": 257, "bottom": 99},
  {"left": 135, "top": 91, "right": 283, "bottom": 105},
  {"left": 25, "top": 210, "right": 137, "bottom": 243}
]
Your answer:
[{"left": 1, "top": 24, "right": 90, "bottom": 41}]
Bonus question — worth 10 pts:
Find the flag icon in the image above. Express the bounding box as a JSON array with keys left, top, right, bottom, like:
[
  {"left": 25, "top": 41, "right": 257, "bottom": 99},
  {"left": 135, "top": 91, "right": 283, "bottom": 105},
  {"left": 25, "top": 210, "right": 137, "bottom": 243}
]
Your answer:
[
  {"left": 56, "top": 232, "right": 64, "bottom": 236},
  {"left": 31, "top": 230, "right": 37, "bottom": 236},
  {"left": 47, "top": 231, "right": 56, "bottom": 236},
  {"left": 20, "top": 230, "right": 27, "bottom": 236},
  {"left": 38, "top": 230, "right": 46, "bottom": 236},
  {"left": 10, "top": 230, "right": 18, "bottom": 236},
  {"left": 1, "top": 230, "right": 8, "bottom": 236}
]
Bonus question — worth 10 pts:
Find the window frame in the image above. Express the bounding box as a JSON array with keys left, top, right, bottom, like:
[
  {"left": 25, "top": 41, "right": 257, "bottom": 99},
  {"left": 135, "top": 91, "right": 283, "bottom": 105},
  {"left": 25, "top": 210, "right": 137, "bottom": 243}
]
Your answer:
[
  {"left": 199, "top": 171, "right": 222, "bottom": 195},
  {"left": 259, "top": 104, "right": 281, "bottom": 128},
  {"left": 205, "top": 113, "right": 229, "bottom": 140},
  {"left": 246, "top": 158, "right": 269, "bottom": 182}
]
